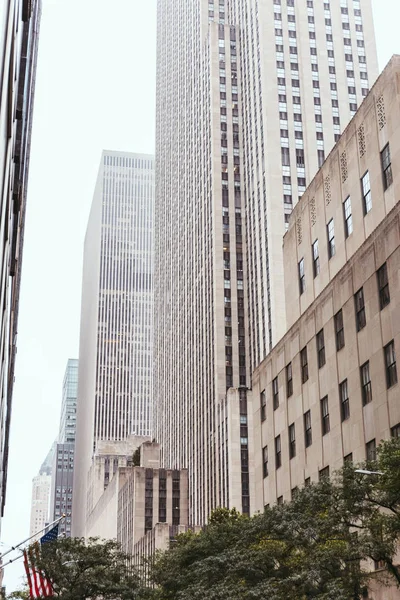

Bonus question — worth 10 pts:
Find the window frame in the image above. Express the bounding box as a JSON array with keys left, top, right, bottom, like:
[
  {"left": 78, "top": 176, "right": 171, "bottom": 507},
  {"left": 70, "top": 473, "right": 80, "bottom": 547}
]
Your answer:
[
  {"left": 304, "top": 410, "right": 312, "bottom": 448},
  {"left": 355, "top": 287, "right": 366, "bottom": 332},
  {"left": 340, "top": 379, "right": 350, "bottom": 421},
  {"left": 360, "top": 361, "right": 372, "bottom": 406},
  {"left": 260, "top": 389, "right": 267, "bottom": 422},
  {"left": 381, "top": 143, "right": 393, "bottom": 190},
  {"left": 312, "top": 239, "right": 320, "bottom": 278},
  {"left": 361, "top": 170, "right": 372, "bottom": 214},
  {"left": 343, "top": 195, "right": 353, "bottom": 238},
  {"left": 272, "top": 376, "right": 279, "bottom": 410},
  {"left": 262, "top": 445, "right": 268, "bottom": 478},
  {"left": 289, "top": 423, "right": 296, "bottom": 459},
  {"left": 286, "top": 363, "right": 293, "bottom": 397},
  {"left": 300, "top": 346, "right": 309, "bottom": 383},
  {"left": 366, "top": 438, "right": 376, "bottom": 462},
  {"left": 327, "top": 219, "right": 335, "bottom": 259},
  {"left": 385, "top": 340, "right": 398, "bottom": 389},
  {"left": 334, "top": 309, "right": 345, "bottom": 351},
  {"left": 298, "top": 258, "right": 305, "bottom": 295},
  {"left": 275, "top": 435, "right": 282, "bottom": 469},
  {"left": 377, "top": 263, "right": 390, "bottom": 310},
  {"left": 321, "top": 396, "right": 330, "bottom": 435},
  {"left": 316, "top": 329, "right": 326, "bottom": 368}
]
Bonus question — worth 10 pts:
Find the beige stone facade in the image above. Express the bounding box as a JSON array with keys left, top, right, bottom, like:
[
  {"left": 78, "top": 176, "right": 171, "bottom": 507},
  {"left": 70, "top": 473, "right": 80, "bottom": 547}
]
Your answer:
[{"left": 251, "top": 56, "right": 400, "bottom": 512}]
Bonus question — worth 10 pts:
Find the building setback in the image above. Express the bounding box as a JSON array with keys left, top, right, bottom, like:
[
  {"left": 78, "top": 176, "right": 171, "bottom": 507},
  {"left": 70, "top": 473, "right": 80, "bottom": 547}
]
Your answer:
[
  {"left": 0, "top": 0, "right": 41, "bottom": 519},
  {"left": 72, "top": 152, "right": 154, "bottom": 537},
  {"left": 251, "top": 56, "right": 400, "bottom": 512},
  {"left": 154, "top": 0, "right": 378, "bottom": 525}
]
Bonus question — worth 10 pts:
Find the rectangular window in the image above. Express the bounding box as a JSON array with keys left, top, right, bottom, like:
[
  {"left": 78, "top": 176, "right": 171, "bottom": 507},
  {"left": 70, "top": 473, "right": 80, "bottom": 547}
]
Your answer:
[
  {"left": 355, "top": 288, "right": 366, "bottom": 331},
  {"left": 361, "top": 171, "right": 372, "bottom": 214},
  {"left": 273, "top": 377, "right": 279, "bottom": 410},
  {"left": 343, "top": 196, "right": 353, "bottom": 237},
  {"left": 340, "top": 379, "right": 350, "bottom": 421},
  {"left": 312, "top": 239, "right": 320, "bottom": 278},
  {"left": 275, "top": 435, "right": 282, "bottom": 469},
  {"left": 381, "top": 143, "right": 393, "bottom": 190},
  {"left": 300, "top": 347, "right": 308, "bottom": 383},
  {"left": 262, "top": 446, "right": 268, "bottom": 478},
  {"left": 360, "top": 362, "right": 372, "bottom": 406},
  {"left": 385, "top": 341, "right": 397, "bottom": 389},
  {"left": 289, "top": 423, "right": 296, "bottom": 459},
  {"left": 319, "top": 466, "right": 330, "bottom": 480},
  {"left": 260, "top": 390, "right": 266, "bottom": 422},
  {"left": 335, "top": 309, "right": 345, "bottom": 351},
  {"left": 377, "top": 263, "right": 390, "bottom": 310},
  {"left": 316, "top": 329, "right": 326, "bottom": 368},
  {"left": 304, "top": 410, "right": 312, "bottom": 448},
  {"left": 298, "top": 258, "right": 305, "bottom": 295},
  {"left": 286, "top": 363, "right": 293, "bottom": 397},
  {"left": 321, "top": 396, "right": 330, "bottom": 435},
  {"left": 391, "top": 423, "right": 400, "bottom": 438},
  {"left": 327, "top": 219, "right": 335, "bottom": 258},
  {"left": 366, "top": 439, "right": 376, "bottom": 462},
  {"left": 344, "top": 453, "right": 353, "bottom": 464}
]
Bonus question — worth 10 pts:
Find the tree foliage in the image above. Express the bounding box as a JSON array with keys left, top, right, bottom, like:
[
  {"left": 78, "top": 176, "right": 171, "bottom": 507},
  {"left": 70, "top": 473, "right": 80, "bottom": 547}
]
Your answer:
[
  {"left": 35, "top": 537, "right": 148, "bottom": 600},
  {"left": 149, "top": 438, "right": 400, "bottom": 599}
]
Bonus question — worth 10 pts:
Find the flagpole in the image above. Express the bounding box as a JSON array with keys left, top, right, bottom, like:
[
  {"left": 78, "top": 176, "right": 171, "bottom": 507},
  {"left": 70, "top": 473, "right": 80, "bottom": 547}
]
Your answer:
[
  {"left": 0, "top": 514, "right": 65, "bottom": 559},
  {"left": 1, "top": 552, "right": 25, "bottom": 569}
]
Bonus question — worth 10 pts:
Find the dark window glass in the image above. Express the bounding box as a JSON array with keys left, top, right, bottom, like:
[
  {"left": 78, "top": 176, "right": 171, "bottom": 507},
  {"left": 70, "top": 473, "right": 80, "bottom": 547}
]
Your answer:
[
  {"left": 344, "top": 453, "right": 353, "bottom": 464},
  {"left": 391, "top": 423, "right": 400, "bottom": 438},
  {"left": 355, "top": 288, "right": 366, "bottom": 331},
  {"left": 319, "top": 466, "right": 330, "bottom": 480},
  {"left": 260, "top": 389, "right": 266, "bottom": 422},
  {"left": 343, "top": 196, "right": 353, "bottom": 237},
  {"left": 275, "top": 435, "right": 282, "bottom": 469},
  {"left": 286, "top": 363, "right": 293, "bottom": 397},
  {"left": 289, "top": 423, "right": 296, "bottom": 459},
  {"left": 316, "top": 329, "right": 325, "bottom": 368},
  {"left": 340, "top": 379, "right": 350, "bottom": 421},
  {"left": 327, "top": 219, "right": 335, "bottom": 258},
  {"left": 263, "top": 445, "right": 268, "bottom": 477},
  {"left": 366, "top": 439, "right": 376, "bottom": 462},
  {"left": 381, "top": 144, "right": 393, "bottom": 190},
  {"left": 377, "top": 263, "right": 390, "bottom": 310},
  {"left": 360, "top": 362, "right": 372, "bottom": 406},
  {"left": 304, "top": 410, "right": 312, "bottom": 448},
  {"left": 298, "top": 258, "right": 305, "bottom": 295},
  {"left": 273, "top": 377, "right": 279, "bottom": 410},
  {"left": 335, "top": 310, "right": 345, "bottom": 351},
  {"left": 385, "top": 341, "right": 397, "bottom": 389},
  {"left": 301, "top": 347, "right": 308, "bottom": 383},
  {"left": 321, "top": 396, "right": 330, "bottom": 435}
]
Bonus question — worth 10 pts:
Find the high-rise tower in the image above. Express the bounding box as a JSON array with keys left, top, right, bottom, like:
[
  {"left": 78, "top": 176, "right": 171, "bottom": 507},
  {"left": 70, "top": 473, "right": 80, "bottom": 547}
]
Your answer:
[
  {"left": 59, "top": 359, "right": 78, "bottom": 444},
  {"left": 154, "top": 0, "right": 378, "bottom": 524},
  {"left": 72, "top": 151, "right": 154, "bottom": 536}
]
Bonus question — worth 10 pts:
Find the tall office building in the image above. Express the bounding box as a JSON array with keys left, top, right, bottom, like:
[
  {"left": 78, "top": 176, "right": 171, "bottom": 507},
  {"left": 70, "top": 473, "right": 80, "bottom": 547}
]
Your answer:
[
  {"left": 49, "top": 359, "right": 78, "bottom": 537},
  {"left": 155, "top": 0, "right": 379, "bottom": 524},
  {"left": 72, "top": 151, "right": 154, "bottom": 537},
  {"left": 29, "top": 444, "right": 55, "bottom": 539},
  {"left": 0, "top": 0, "right": 41, "bottom": 520}
]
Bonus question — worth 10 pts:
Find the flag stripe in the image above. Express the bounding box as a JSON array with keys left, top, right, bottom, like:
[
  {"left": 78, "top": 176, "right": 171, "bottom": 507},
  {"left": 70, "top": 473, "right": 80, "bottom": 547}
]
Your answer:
[{"left": 23, "top": 550, "right": 35, "bottom": 599}]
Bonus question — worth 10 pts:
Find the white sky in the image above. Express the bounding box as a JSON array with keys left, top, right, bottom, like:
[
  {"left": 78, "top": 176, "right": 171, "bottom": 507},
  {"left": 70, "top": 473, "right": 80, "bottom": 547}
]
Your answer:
[{"left": 2, "top": 0, "right": 399, "bottom": 591}]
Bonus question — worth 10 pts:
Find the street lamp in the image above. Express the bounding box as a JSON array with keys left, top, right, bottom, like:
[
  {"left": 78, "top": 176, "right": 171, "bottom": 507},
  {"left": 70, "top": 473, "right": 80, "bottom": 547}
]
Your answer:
[{"left": 355, "top": 469, "right": 384, "bottom": 476}]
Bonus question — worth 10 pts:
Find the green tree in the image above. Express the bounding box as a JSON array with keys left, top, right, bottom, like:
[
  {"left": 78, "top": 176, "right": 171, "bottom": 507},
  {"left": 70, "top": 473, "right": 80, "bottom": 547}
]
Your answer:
[
  {"left": 150, "top": 438, "right": 400, "bottom": 599},
  {"left": 35, "top": 537, "right": 148, "bottom": 600}
]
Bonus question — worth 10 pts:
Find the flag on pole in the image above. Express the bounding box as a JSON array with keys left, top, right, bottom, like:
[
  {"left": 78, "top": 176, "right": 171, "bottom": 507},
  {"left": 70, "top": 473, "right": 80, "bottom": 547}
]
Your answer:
[{"left": 23, "top": 523, "right": 59, "bottom": 598}]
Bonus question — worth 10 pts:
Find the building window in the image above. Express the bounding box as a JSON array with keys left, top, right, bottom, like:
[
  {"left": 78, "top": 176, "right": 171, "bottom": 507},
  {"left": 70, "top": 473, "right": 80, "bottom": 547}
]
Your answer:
[
  {"left": 286, "top": 363, "right": 293, "bottom": 397},
  {"left": 355, "top": 288, "right": 366, "bottom": 331},
  {"left": 289, "top": 423, "right": 296, "bottom": 459},
  {"left": 263, "top": 446, "right": 268, "bottom": 478},
  {"left": 298, "top": 258, "right": 305, "bottom": 295},
  {"left": 334, "top": 309, "right": 345, "bottom": 351},
  {"left": 260, "top": 390, "right": 267, "bottom": 422},
  {"left": 321, "top": 396, "right": 330, "bottom": 435},
  {"left": 275, "top": 435, "right": 282, "bottom": 469},
  {"left": 381, "top": 143, "right": 393, "bottom": 190},
  {"left": 385, "top": 341, "right": 398, "bottom": 389},
  {"left": 344, "top": 453, "right": 353, "bottom": 464},
  {"left": 312, "top": 240, "right": 320, "bottom": 278},
  {"left": 343, "top": 196, "right": 353, "bottom": 237},
  {"left": 277, "top": 495, "right": 283, "bottom": 505},
  {"left": 319, "top": 466, "right": 330, "bottom": 480},
  {"left": 366, "top": 439, "right": 376, "bottom": 462},
  {"left": 327, "top": 219, "right": 335, "bottom": 258},
  {"left": 377, "top": 263, "right": 390, "bottom": 310},
  {"left": 361, "top": 171, "right": 372, "bottom": 214},
  {"left": 391, "top": 423, "right": 400, "bottom": 438},
  {"left": 340, "top": 379, "right": 350, "bottom": 421},
  {"left": 300, "top": 347, "right": 309, "bottom": 383},
  {"left": 304, "top": 410, "right": 312, "bottom": 448},
  {"left": 315, "top": 329, "right": 325, "bottom": 368},
  {"left": 360, "top": 362, "right": 372, "bottom": 406},
  {"left": 272, "top": 376, "right": 279, "bottom": 410}
]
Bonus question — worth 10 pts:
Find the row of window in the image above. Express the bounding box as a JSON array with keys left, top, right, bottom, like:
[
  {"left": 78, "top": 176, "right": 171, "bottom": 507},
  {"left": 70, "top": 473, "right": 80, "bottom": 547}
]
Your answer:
[
  {"left": 299, "top": 144, "right": 393, "bottom": 295},
  {"left": 260, "top": 334, "right": 397, "bottom": 422},
  {"left": 263, "top": 424, "right": 400, "bottom": 480}
]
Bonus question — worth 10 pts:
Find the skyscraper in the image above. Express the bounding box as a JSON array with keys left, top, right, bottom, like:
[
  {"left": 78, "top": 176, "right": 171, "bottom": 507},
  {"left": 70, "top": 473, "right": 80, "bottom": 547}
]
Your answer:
[
  {"left": 29, "top": 444, "right": 55, "bottom": 539},
  {"left": 154, "top": 0, "right": 379, "bottom": 524},
  {"left": 72, "top": 151, "right": 154, "bottom": 537},
  {"left": 49, "top": 359, "right": 78, "bottom": 537},
  {"left": 0, "top": 0, "right": 41, "bottom": 520}
]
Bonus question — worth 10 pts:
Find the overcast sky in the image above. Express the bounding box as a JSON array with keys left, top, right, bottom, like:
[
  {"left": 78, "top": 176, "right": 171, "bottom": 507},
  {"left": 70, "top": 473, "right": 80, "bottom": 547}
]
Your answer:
[{"left": 2, "top": 0, "right": 400, "bottom": 591}]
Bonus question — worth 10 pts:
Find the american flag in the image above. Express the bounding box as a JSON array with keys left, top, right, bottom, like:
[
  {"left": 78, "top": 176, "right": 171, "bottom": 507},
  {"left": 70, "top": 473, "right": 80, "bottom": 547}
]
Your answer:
[{"left": 23, "top": 523, "right": 59, "bottom": 599}]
